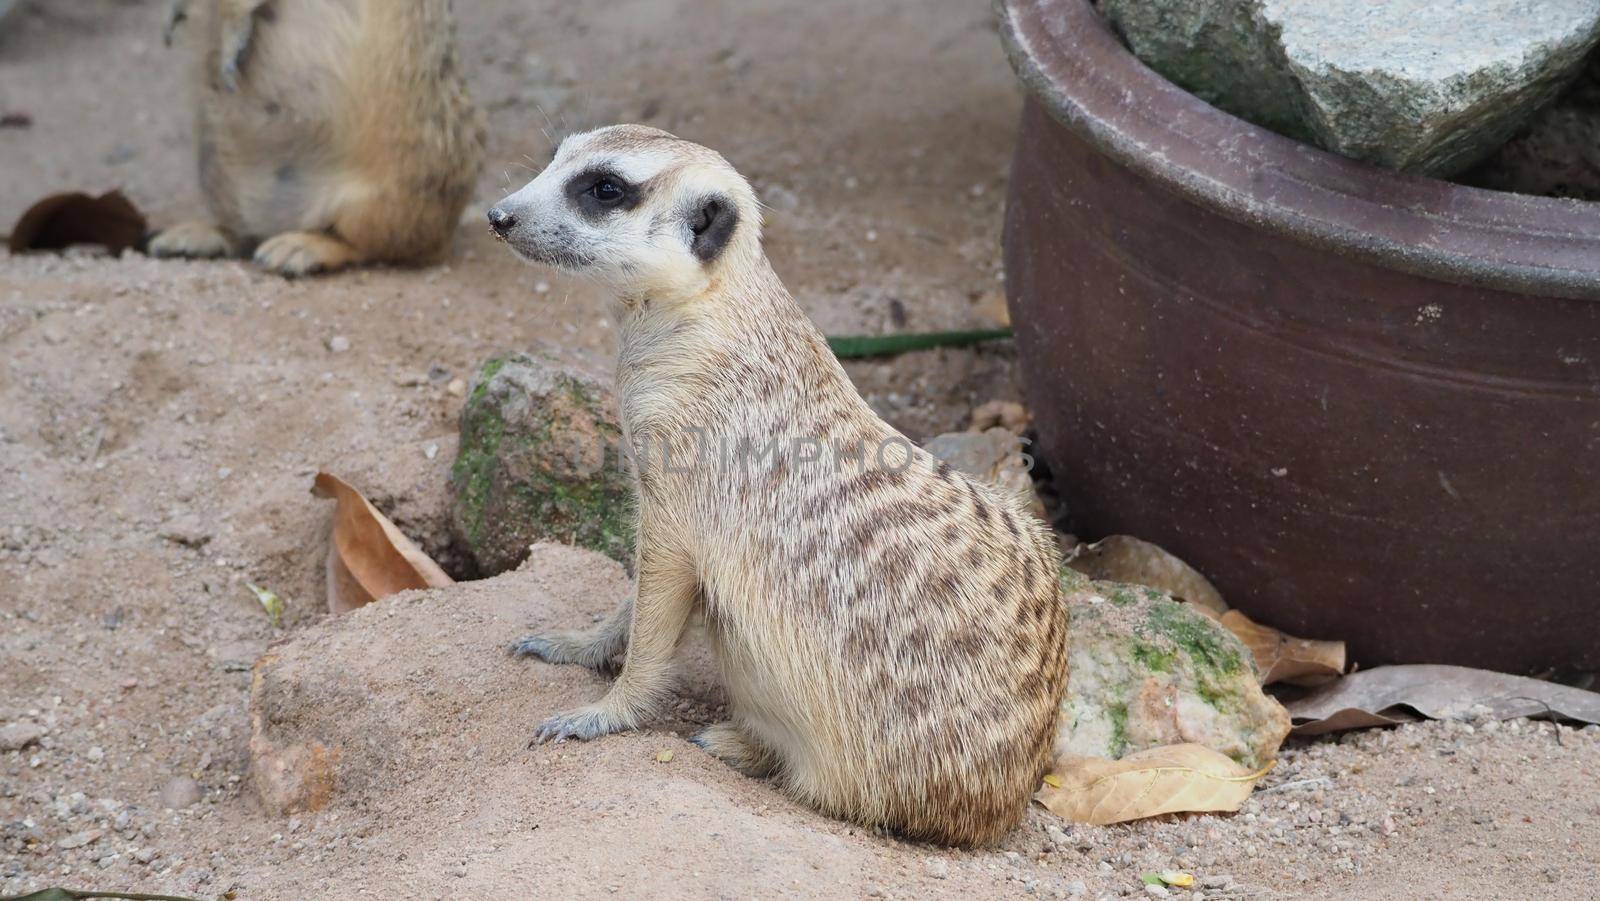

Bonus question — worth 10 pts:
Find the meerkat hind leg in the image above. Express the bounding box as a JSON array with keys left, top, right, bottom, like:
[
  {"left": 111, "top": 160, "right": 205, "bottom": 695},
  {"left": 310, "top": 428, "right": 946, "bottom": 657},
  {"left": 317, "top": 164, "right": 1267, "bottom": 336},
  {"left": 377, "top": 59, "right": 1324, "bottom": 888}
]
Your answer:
[
  {"left": 511, "top": 594, "right": 633, "bottom": 675},
  {"left": 148, "top": 220, "right": 237, "bottom": 260},
  {"left": 692, "top": 722, "right": 780, "bottom": 778},
  {"left": 253, "top": 230, "right": 365, "bottom": 278}
]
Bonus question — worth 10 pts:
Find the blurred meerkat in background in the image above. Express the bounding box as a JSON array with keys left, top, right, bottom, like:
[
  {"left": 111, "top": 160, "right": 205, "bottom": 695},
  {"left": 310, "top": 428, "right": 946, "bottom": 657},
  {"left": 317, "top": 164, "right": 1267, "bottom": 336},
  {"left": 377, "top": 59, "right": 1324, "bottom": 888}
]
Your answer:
[{"left": 151, "top": 0, "right": 486, "bottom": 276}]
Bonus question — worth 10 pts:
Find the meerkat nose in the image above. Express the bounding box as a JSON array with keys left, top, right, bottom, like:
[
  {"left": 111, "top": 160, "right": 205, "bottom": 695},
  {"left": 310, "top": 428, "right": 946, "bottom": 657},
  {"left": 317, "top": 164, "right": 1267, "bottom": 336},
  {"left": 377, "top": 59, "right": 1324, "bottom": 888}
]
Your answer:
[{"left": 486, "top": 207, "right": 517, "bottom": 233}]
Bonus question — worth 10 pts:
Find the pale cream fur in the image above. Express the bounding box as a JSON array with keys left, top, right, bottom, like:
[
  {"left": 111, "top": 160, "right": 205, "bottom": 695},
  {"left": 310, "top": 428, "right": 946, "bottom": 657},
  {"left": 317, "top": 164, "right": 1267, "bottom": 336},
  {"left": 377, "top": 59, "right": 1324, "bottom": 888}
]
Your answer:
[
  {"left": 150, "top": 0, "right": 485, "bottom": 276},
  {"left": 497, "top": 126, "right": 1068, "bottom": 847}
]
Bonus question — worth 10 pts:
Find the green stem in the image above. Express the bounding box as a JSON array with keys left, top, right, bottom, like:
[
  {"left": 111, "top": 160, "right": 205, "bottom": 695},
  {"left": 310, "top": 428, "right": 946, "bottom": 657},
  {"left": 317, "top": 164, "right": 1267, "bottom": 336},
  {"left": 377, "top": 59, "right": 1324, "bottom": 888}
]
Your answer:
[{"left": 826, "top": 328, "right": 1013, "bottom": 359}]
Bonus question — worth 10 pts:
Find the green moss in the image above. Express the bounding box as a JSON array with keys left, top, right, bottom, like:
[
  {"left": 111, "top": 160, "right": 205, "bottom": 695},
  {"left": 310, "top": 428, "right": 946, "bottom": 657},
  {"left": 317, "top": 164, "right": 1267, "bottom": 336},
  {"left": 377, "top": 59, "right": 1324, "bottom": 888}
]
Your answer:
[
  {"left": 468, "top": 355, "right": 510, "bottom": 407},
  {"left": 1147, "top": 598, "right": 1244, "bottom": 677},
  {"left": 1057, "top": 566, "right": 1091, "bottom": 593},
  {"left": 1130, "top": 640, "right": 1177, "bottom": 673},
  {"left": 1109, "top": 587, "right": 1138, "bottom": 607},
  {"left": 1108, "top": 703, "right": 1130, "bottom": 757}
]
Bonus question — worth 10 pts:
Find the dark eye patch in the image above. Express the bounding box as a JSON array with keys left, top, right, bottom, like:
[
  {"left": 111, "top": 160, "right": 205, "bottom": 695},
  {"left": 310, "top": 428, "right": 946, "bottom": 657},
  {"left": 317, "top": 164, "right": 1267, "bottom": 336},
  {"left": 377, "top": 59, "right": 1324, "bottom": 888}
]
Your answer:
[{"left": 564, "top": 168, "right": 643, "bottom": 219}]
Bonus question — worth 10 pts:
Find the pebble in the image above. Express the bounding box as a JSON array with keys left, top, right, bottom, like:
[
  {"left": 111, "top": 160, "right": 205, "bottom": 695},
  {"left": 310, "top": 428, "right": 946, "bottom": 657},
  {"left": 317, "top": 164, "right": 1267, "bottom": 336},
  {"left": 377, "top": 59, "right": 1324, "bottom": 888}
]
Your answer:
[
  {"left": 446, "top": 378, "right": 467, "bottom": 397},
  {"left": 0, "top": 722, "right": 46, "bottom": 751},
  {"left": 160, "top": 776, "right": 203, "bottom": 810},
  {"left": 327, "top": 335, "right": 351, "bottom": 353},
  {"left": 1065, "top": 882, "right": 1087, "bottom": 896},
  {"left": 925, "top": 857, "right": 950, "bottom": 879},
  {"left": 1144, "top": 886, "right": 1169, "bottom": 898},
  {"left": 86, "top": 745, "right": 104, "bottom": 762},
  {"left": 57, "top": 830, "right": 102, "bottom": 850}
]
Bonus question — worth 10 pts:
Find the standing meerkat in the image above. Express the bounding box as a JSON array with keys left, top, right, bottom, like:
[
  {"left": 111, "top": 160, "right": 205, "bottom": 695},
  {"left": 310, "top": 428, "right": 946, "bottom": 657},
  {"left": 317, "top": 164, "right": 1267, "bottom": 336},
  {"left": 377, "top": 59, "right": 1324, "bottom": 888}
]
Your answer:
[
  {"left": 150, "top": 0, "right": 486, "bottom": 276},
  {"left": 488, "top": 125, "right": 1067, "bottom": 847}
]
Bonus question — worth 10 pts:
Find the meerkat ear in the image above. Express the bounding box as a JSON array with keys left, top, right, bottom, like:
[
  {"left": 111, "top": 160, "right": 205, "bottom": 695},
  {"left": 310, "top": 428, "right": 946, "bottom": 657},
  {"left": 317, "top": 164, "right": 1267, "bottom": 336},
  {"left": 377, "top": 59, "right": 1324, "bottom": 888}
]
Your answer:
[{"left": 689, "top": 195, "right": 738, "bottom": 264}]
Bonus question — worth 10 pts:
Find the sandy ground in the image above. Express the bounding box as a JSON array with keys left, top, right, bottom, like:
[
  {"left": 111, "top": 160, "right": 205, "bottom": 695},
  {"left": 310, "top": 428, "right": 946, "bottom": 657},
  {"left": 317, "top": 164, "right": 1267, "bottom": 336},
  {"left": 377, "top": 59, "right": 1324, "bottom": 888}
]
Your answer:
[{"left": 1, "top": 1, "right": 1598, "bottom": 898}]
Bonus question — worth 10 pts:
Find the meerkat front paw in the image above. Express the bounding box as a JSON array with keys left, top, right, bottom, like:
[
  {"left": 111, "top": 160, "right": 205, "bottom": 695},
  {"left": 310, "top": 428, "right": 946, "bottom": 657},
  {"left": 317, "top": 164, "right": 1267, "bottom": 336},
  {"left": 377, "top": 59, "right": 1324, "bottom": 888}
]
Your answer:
[
  {"left": 252, "top": 231, "right": 363, "bottom": 277},
  {"left": 530, "top": 705, "right": 626, "bottom": 745},
  {"left": 510, "top": 630, "right": 624, "bottom": 675},
  {"left": 148, "top": 220, "right": 236, "bottom": 259}
]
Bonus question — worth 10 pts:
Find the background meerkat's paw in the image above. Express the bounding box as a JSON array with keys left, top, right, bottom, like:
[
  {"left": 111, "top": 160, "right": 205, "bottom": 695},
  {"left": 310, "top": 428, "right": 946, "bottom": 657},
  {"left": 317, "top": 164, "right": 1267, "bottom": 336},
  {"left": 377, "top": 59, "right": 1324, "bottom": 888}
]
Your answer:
[
  {"left": 530, "top": 705, "right": 625, "bottom": 745},
  {"left": 509, "top": 630, "right": 624, "bottom": 675},
  {"left": 147, "top": 221, "right": 236, "bottom": 260},
  {"left": 252, "top": 231, "right": 363, "bottom": 278},
  {"left": 691, "top": 722, "right": 779, "bottom": 778}
]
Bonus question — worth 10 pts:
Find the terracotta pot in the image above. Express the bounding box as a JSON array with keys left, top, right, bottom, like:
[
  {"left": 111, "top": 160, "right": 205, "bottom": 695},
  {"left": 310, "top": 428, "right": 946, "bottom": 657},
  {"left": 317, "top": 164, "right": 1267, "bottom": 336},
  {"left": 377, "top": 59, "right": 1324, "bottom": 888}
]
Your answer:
[{"left": 998, "top": 0, "right": 1600, "bottom": 671}]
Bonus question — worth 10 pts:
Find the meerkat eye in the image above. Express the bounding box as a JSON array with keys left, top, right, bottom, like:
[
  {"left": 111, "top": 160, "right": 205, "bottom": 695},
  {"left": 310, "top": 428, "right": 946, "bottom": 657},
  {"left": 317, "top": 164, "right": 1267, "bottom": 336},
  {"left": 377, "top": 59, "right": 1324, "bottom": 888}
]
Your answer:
[{"left": 588, "top": 177, "right": 626, "bottom": 205}]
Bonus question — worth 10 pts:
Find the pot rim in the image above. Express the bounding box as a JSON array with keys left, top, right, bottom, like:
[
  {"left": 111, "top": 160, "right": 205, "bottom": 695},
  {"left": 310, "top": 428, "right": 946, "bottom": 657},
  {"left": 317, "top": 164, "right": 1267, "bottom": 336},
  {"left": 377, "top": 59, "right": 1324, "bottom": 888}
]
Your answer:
[{"left": 997, "top": 0, "right": 1600, "bottom": 302}]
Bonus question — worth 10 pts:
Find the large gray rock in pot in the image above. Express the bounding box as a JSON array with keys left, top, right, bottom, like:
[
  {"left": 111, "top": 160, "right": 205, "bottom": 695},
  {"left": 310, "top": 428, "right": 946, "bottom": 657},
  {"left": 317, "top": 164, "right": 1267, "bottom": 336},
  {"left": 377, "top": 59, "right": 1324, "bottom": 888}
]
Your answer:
[
  {"left": 449, "top": 353, "right": 634, "bottom": 575},
  {"left": 1465, "top": 56, "right": 1600, "bottom": 199},
  {"left": 1100, "top": 0, "right": 1600, "bottom": 176}
]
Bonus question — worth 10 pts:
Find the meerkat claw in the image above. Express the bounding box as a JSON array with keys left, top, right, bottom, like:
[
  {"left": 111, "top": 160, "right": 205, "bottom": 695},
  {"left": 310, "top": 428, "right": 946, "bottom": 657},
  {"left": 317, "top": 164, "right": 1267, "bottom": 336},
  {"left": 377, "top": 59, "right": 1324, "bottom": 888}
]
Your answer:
[
  {"left": 508, "top": 635, "right": 556, "bottom": 660},
  {"left": 530, "top": 706, "right": 621, "bottom": 745}
]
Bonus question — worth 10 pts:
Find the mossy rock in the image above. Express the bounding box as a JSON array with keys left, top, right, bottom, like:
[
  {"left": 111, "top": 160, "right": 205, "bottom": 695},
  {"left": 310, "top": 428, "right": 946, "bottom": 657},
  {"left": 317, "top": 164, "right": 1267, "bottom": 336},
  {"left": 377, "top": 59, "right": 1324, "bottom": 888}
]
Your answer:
[
  {"left": 1056, "top": 567, "right": 1289, "bottom": 769},
  {"left": 449, "top": 353, "right": 634, "bottom": 575}
]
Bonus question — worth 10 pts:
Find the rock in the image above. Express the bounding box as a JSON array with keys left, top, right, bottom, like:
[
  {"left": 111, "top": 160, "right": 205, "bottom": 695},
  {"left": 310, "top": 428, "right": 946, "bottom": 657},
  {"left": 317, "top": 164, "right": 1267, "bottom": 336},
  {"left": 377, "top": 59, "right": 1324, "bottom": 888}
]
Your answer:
[
  {"left": 1056, "top": 569, "right": 1289, "bottom": 769},
  {"left": 211, "top": 639, "right": 268, "bottom": 673},
  {"left": 924, "top": 427, "right": 1045, "bottom": 520},
  {"left": 1464, "top": 56, "right": 1600, "bottom": 199},
  {"left": 1064, "top": 536, "right": 1227, "bottom": 618},
  {"left": 57, "top": 829, "right": 102, "bottom": 850},
  {"left": 1099, "top": 0, "right": 1308, "bottom": 140},
  {"left": 1101, "top": 0, "right": 1600, "bottom": 176},
  {"left": 925, "top": 857, "right": 951, "bottom": 879},
  {"left": 969, "top": 399, "right": 1030, "bottom": 434},
  {"left": 450, "top": 353, "right": 634, "bottom": 575},
  {"left": 160, "top": 776, "right": 203, "bottom": 810},
  {"left": 0, "top": 721, "right": 46, "bottom": 751},
  {"left": 157, "top": 517, "right": 212, "bottom": 548},
  {"left": 326, "top": 335, "right": 351, "bottom": 354},
  {"left": 248, "top": 544, "right": 634, "bottom": 815}
]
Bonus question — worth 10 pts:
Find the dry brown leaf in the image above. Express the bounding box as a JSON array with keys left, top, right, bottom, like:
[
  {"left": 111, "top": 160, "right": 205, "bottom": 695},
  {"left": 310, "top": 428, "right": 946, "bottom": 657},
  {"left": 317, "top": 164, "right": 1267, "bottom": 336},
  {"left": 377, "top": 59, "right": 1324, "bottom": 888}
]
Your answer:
[
  {"left": 1220, "top": 609, "right": 1345, "bottom": 687},
  {"left": 311, "top": 472, "right": 452, "bottom": 614},
  {"left": 1064, "top": 536, "right": 1227, "bottom": 618},
  {"left": 1035, "top": 743, "right": 1271, "bottom": 826},
  {"left": 1288, "top": 664, "right": 1600, "bottom": 736},
  {"left": 8, "top": 189, "right": 147, "bottom": 253}
]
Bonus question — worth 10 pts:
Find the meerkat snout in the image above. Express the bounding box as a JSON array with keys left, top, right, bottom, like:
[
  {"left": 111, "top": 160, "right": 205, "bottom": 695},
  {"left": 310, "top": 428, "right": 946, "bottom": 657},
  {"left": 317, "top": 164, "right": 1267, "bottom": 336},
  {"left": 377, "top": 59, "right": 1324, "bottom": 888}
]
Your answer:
[
  {"left": 486, "top": 206, "right": 517, "bottom": 234},
  {"left": 491, "top": 125, "right": 759, "bottom": 301}
]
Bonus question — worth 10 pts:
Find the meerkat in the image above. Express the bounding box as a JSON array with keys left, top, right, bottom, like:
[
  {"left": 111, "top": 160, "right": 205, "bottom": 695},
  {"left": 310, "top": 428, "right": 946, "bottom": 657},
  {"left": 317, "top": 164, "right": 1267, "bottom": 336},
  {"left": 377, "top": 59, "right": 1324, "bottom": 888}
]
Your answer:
[
  {"left": 488, "top": 125, "right": 1068, "bottom": 847},
  {"left": 149, "top": 0, "right": 486, "bottom": 277}
]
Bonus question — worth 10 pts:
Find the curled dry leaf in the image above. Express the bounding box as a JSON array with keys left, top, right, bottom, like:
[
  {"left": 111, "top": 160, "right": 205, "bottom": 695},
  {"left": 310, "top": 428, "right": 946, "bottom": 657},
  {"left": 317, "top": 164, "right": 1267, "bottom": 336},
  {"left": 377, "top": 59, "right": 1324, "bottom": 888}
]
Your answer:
[
  {"left": 311, "top": 472, "right": 453, "bottom": 614},
  {"left": 1035, "top": 743, "right": 1271, "bottom": 826},
  {"left": 7, "top": 189, "right": 147, "bottom": 254},
  {"left": 1220, "top": 609, "right": 1345, "bottom": 687},
  {"left": 1288, "top": 664, "right": 1600, "bottom": 736},
  {"left": 1064, "top": 536, "right": 1227, "bottom": 618}
]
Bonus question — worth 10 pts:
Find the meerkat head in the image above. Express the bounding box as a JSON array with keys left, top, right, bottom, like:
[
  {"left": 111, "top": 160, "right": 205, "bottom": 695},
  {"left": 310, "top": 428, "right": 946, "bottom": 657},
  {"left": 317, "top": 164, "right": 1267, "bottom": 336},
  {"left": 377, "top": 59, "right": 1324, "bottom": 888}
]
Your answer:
[{"left": 488, "top": 125, "right": 761, "bottom": 303}]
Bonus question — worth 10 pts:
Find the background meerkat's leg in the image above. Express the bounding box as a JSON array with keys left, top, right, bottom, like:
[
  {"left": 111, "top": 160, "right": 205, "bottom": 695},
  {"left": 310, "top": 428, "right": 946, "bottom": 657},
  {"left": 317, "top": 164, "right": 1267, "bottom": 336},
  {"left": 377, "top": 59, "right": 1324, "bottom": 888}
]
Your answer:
[
  {"left": 692, "top": 722, "right": 780, "bottom": 778},
  {"left": 253, "top": 231, "right": 366, "bottom": 278},
  {"left": 531, "top": 548, "right": 697, "bottom": 743},
  {"left": 147, "top": 220, "right": 237, "bottom": 260},
  {"left": 510, "top": 593, "right": 633, "bottom": 673},
  {"left": 215, "top": 0, "right": 272, "bottom": 89}
]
